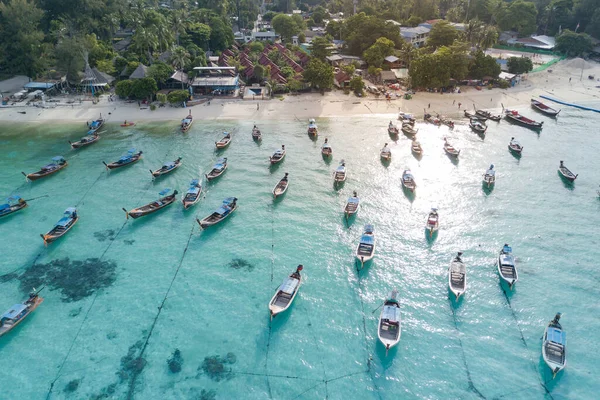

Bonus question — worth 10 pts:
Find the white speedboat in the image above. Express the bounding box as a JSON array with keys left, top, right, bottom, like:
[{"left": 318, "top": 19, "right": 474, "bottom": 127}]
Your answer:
[
  {"left": 498, "top": 244, "right": 518, "bottom": 288},
  {"left": 356, "top": 224, "right": 375, "bottom": 266},
  {"left": 542, "top": 313, "right": 567, "bottom": 378},
  {"left": 269, "top": 265, "right": 303, "bottom": 318},
  {"left": 377, "top": 289, "right": 401, "bottom": 355},
  {"left": 448, "top": 252, "right": 466, "bottom": 300}
]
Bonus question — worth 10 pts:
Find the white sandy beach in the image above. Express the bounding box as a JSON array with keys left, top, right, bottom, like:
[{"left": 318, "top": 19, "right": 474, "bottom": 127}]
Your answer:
[{"left": 1, "top": 59, "right": 599, "bottom": 125}]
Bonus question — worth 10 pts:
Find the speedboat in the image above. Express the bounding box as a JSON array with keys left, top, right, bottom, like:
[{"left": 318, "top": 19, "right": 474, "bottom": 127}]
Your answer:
[
  {"left": 426, "top": 208, "right": 439, "bottom": 238},
  {"left": 508, "top": 138, "right": 523, "bottom": 155},
  {"left": 334, "top": 160, "right": 346, "bottom": 183},
  {"left": 23, "top": 156, "right": 68, "bottom": 181},
  {"left": 377, "top": 289, "right": 401, "bottom": 355},
  {"left": 41, "top": 207, "right": 78, "bottom": 244},
  {"left": 197, "top": 197, "right": 238, "bottom": 228},
  {"left": 380, "top": 143, "right": 392, "bottom": 161},
  {"left": 531, "top": 99, "right": 560, "bottom": 116},
  {"left": 151, "top": 157, "right": 182, "bottom": 178},
  {"left": 308, "top": 119, "right": 318, "bottom": 135},
  {"left": 558, "top": 161, "right": 577, "bottom": 182},
  {"left": 401, "top": 170, "right": 416, "bottom": 193},
  {"left": 269, "top": 265, "right": 303, "bottom": 319},
  {"left": 321, "top": 138, "right": 332, "bottom": 157},
  {"left": 483, "top": 164, "right": 496, "bottom": 188},
  {"left": 0, "top": 289, "right": 44, "bottom": 337},
  {"left": 542, "top": 313, "right": 567, "bottom": 378},
  {"left": 181, "top": 111, "right": 193, "bottom": 132},
  {"left": 124, "top": 189, "right": 178, "bottom": 219},
  {"left": 272, "top": 173, "right": 289, "bottom": 199},
  {"left": 443, "top": 138, "right": 460, "bottom": 158},
  {"left": 270, "top": 146, "right": 286, "bottom": 165},
  {"left": 206, "top": 158, "right": 228, "bottom": 181},
  {"left": 497, "top": 244, "right": 518, "bottom": 288},
  {"left": 215, "top": 132, "right": 232, "bottom": 149},
  {"left": 388, "top": 121, "right": 399, "bottom": 136},
  {"left": 356, "top": 224, "right": 375, "bottom": 266},
  {"left": 411, "top": 139, "right": 422, "bottom": 156},
  {"left": 103, "top": 149, "right": 143, "bottom": 170},
  {"left": 448, "top": 252, "right": 466, "bottom": 300},
  {"left": 252, "top": 126, "right": 262, "bottom": 140},
  {"left": 344, "top": 191, "right": 359, "bottom": 218},
  {"left": 182, "top": 179, "right": 202, "bottom": 209},
  {"left": 0, "top": 196, "right": 27, "bottom": 218}
]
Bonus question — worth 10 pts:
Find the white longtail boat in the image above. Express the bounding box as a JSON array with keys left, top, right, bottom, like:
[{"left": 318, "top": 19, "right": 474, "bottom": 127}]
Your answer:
[
  {"left": 344, "top": 191, "right": 359, "bottom": 218},
  {"left": 269, "top": 265, "right": 303, "bottom": 319},
  {"left": 426, "top": 208, "right": 439, "bottom": 238},
  {"left": 356, "top": 224, "right": 375, "bottom": 266},
  {"left": 377, "top": 289, "right": 401, "bottom": 355},
  {"left": 542, "top": 313, "right": 567, "bottom": 378},
  {"left": 334, "top": 160, "right": 346, "bottom": 183},
  {"left": 497, "top": 244, "right": 518, "bottom": 288},
  {"left": 448, "top": 252, "right": 466, "bottom": 300},
  {"left": 0, "top": 288, "right": 44, "bottom": 337},
  {"left": 272, "top": 173, "right": 289, "bottom": 198}
]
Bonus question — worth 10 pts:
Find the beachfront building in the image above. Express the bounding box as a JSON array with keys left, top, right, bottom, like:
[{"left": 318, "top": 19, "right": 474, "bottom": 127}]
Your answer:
[
  {"left": 252, "top": 31, "right": 279, "bottom": 42},
  {"left": 129, "top": 64, "right": 148, "bottom": 79},
  {"left": 400, "top": 26, "right": 431, "bottom": 47},
  {"left": 499, "top": 32, "right": 556, "bottom": 51},
  {"left": 191, "top": 67, "right": 239, "bottom": 96},
  {"left": 383, "top": 55, "right": 403, "bottom": 69},
  {"left": 334, "top": 70, "right": 352, "bottom": 88},
  {"left": 326, "top": 55, "right": 366, "bottom": 68}
]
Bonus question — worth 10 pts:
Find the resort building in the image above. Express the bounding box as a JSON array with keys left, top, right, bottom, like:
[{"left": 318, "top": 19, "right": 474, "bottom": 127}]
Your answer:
[
  {"left": 191, "top": 67, "right": 239, "bottom": 96},
  {"left": 252, "top": 31, "right": 279, "bottom": 42},
  {"left": 399, "top": 26, "right": 431, "bottom": 47}
]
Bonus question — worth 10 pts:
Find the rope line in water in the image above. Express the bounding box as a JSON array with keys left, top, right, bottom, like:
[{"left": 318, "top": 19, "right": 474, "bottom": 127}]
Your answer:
[
  {"left": 303, "top": 306, "right": 329, "bottom": 399},
  {"left": 126, "top": 221, "right": 196, "bottom": 400},
  {"left": 501, "top": 288, "right": 555, "bottom": 400},
  {"left": 264, "top": 202, "right": 275, "bottom": 399}
]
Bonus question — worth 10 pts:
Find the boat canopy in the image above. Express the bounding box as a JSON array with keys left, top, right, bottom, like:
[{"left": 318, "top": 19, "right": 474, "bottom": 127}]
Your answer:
[
  {"left": 547, "top": 327, "right": 566, "bottom": 345},
  {"left": 164, "top": 161, "right": 176, "bottom": 168},
  {"left": 499, "top": 253, "right": 514, "bottom": 266},
  {"left": 56, "top": 217, "right": 71, "bottom": 226},
  {"left": 0, "top": 204, "right": 9, "bottom": 211},
  {"left": 347, "top": 197, "right": 359, "bottom": 204},
  {"left": 486, "top": 169, "right": 496, "bottom": 176},
  {"left": 119, "top": 154, "right": 132, "bottom": 162},
  {"left": 159, "top": 189, "right": 171, "bottom": 196},
  {"left": 86, "top": 129, "right": 97, "bottom": 135},
  {"left": 223, "top": 197, "right": 236, "bottom": 205},
  {"left": 364, "top": 224, "right": 374, "bottom": 233},
  {"left": 279, "top": 277, "right": 299, "bottom": 294},
  {"left": 336, "top": 165, "right": 345, "bottom": 171},
  {"left": 309, "top": 118, "right": 316, "bottom": 124},
  {"left": 381, "top": 304, "right": 400, "bottom": 322},
  {"left": 52, "top": 156, "right": 65, "bottom": 162},
  {"left": 90, "top": 120, "right": 102, "bottom": 128},
  {"left": 403, "top": 171, "right": 414, "bottom": 179},
  {"left": 216, "top": 157, "right": 226, "bottom": 164},
  {"left": 360, "top": 234, "right": 374, "bottom": 244},
  {"left": 382, "top": 147, "right": 390, "bottom": 152},
  {"left": 189, "top": 179, "right": 200, "bottom": 187},
  {"left": 1, "top": 304, "right": 27, "bottom": 320},
  {"left": 64, "top": 207, "right": 76, "bottom": 214},
  {"left": 273, "top": 149, "right": 284, "bottom": 156},
  {"left": 503, "top": 245, "right": 512, "bottom": 253}
]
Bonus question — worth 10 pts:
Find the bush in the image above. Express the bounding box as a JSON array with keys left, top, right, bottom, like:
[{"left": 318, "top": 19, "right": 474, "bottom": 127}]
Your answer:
[
  {"left": 156, "top": 93, "right": 167, "bottom": 104},
  {"left": 150, "top": 104, "right": 156, "bottom": 111},
  {"left": 349, "top": 76, "right": 365, "bottom": 94},
  {"left": 167, "top": 90, "right": 190, "bottom": 104},
  {"left": 498, "top": 79, "right": 510, "bottom": 89}
]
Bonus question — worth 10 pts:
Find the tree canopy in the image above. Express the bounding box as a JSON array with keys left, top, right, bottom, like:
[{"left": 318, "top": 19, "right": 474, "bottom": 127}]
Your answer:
[
  {"left": 507, "top": 57, "right": 534, "bottom": 74},
  {"left": 303, "top": 59, "right": 334, "bottom": 90},
  {"left": 363, "top": 38, "right": 396, "bottom": 68},
  {"left": 426, "top": 21, "right": 460, "bottom": 50},
  {"left": 272, "top": 14, "right": 302, "bottom": 42}
]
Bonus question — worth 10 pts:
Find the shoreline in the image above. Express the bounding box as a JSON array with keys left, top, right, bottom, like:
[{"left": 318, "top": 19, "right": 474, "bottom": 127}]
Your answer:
[{"left": 1, "top": 59, "right": 599, "bottom": 125}]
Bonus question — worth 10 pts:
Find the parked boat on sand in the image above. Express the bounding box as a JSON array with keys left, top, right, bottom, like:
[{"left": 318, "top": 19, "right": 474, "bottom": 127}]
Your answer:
[{"left": 531, "top": 98, "right": 560, "bottom": 116}]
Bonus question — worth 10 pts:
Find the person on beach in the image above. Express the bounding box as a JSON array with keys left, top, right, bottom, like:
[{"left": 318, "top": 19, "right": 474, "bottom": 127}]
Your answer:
[
  {"left": 257, "top": 103, "right": 259, "bottom": 110},
  {"left": 453, "top": 100, "right": 456, "bottom": 105},
  {"left": 458, "top": 102, "right": 462, "bottom": 109},
  {"left": 428, "top": 103, "right": 430, "bottom": 108}
]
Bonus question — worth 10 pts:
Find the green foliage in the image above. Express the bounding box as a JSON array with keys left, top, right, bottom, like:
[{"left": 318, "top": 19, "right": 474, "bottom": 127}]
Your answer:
[
  {"left": 587, "top": 9, "right": 600, "bottom": 39},
  {"left": 281, "top": 66, "right": 295, "bottom": 79},
  {"left": 156, "top": 93, "right": 167, "bottom": 104},
  {"left": 249, "top": 41, "right": 264, "bottom": 53},
  {"left": 209, "top": 17, "right": 234, "bottom": 51},
  {"left": 363, "top": 37, "right": 396, "bottom": 68},
  {"left": 303, "top": 59, "right": 334, "bottom": 90},
  {"left": 115, "top": 80, "right": 133, "bottom": 98},
  {"left": 507, "top": 57, "right": 534, "bottom": 74},
  {"left": 150, "top": 104, "right": 157, "bottom": 111},
  {"left": 171, "top": 46, "right": 191, "bottom": 72},
  {"left": 367, "top": 66, "right": 382, "bottom": 76},
  {"left": 96, "top": 60, "right": 116, "bottom": 76},
  {"left": 555, "top": 29, "right": 593, "bottom": 56},
  {"left": 312, "top": 6, "right": 328, "bottom": 24},
  {"left": 298, "top": 32, "right": 306, "bottom": 43},
  {"left": 406, "top": 16, "right": 423, "bottom": 27},
  {"left": 465, "top": 20, "right": 499, "bottom": 50},
  {"left": 167, "top": 90, "right": 190, "bottom": 104},
  {"left": 342, "top": 65, "right": 356, "bottom": 75},
  {"left": 309, "top": 37, "right": 332, "bottom": 62},
  {"left": 126, "top": 62, "right": 140, "bottom": 77},
  {"left": 114, "top": 57, "right": 128, "bottom": 75},
  {"left": 0, "top": 0, "right": 45, "bottom": 78},
  {"left": 341, "top": 13, "right": 403, "bottom": 56},
  {"left": 55, "top": 36, "right": 85, "bottom": 83},
  {"left": 131, "top": 77, "right": 158, "bottom": 99},
  {"left": 272, "top": 14, "right": 302, "bottom": 42},
  {"left": 148, "top": 62, "right": 174, "bottom": 85},
  {"left": 426, "top": 21, "right": 460, "bottom": 50},
  {"left": 409, "top": 43, "right": 470, "bottom": 87},
  {"left": 187, "top": 23, "right": 212, "bottom": 49},
  {"left": 349, "top": 75, "right": 365, "bottom": 94},
  {"left": 468, "top": 50, "right": 501, "bottom": 79},
  {"left": 253, "top": 64, "right": 265, "bottom": 80},
  {"left": 263, "top": 11, "right": 277, "bottom": 21},
  {"left": 497, "top": 1, "right": 538, "bottom": 36},
  {"left": 287, "top": 79, "right": 302, "bottom": 92}
]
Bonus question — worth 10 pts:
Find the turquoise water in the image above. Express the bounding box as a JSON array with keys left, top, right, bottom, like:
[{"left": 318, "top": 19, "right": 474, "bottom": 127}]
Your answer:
[{"left": 0, "top": 107, "right": 599, "bottom": 400}]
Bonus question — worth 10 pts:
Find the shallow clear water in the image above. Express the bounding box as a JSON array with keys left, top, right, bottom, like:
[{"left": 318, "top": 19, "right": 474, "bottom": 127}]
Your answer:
[{"left": 0, "top": 107, "right": 599, "bottom": 400}]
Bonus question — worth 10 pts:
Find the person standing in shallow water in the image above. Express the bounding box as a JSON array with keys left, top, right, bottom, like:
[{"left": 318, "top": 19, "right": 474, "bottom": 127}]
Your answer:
[{"left": 257, "top": 103, "right": 259, "bottom": 110}]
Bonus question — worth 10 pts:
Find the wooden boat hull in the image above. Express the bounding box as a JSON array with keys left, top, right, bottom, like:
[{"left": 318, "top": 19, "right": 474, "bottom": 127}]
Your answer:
[
  {"left": 70, "top": 135, "right": 99, "bottom": 149},
  {"left": 269, "top": 279, "right": 302, "bottom": 317},
  {"left": 126, "top": 193, "right": 178, "bottom": 219},
  {"left": 206, "top": 168, "right": 227, "bottom": 181},
  {"left": 215, "top": 140, "right": 231, "bottom": 149},
  {"left": 531, "top": 100, "right": 560, "bottom": 116},
  {"left": 198, "top": 204, "right": 238, "bottom": 228},
  {"left": 270, "top": 152, "right": 286, "bottom": 164},
  {"left": 273, "top": 182, "right": 289, "bottom": 198},
  {"left": 542, "top": 326, "right": 567, "bottom": 375},
  {"left": 182, "top": 193, "right": 201, "bottom": 209},
  {"left": 151, "top": 161, "right": 181, "bottom": 178},
  {"left": 505, "top": 112, "right": 543, "bottom": 129},
  {"left": 105, "top": 154, "right": 142, "bottom": 170},
  {"left": 25, "top": 162, "right": 68, "bottom": 181},
  {"left": 448, "top": 262, "right": 466, "bottom": 300},
  {"left": 0, "top": 296, "right": 44, "bottom": 337},
  {"left": 181, "top": 120, "right": 193, "bottom": 132},
  {"left": 42, "top": 216, "right": 78, "bottom": 243},
  {"left": 444, "top": 146, "right": 460, "bottom": 157},
  {"left": 508, "top": 144, "right": 522, "bottom": 155},
  {"left": 388, "top": 128, "right": 399, "bottom": 136},
  {"left": 0, "top": 202, "right": 27, "bottom": 218},
  {"left": 497, "top": 255, "right": 518, "bottom": 288},
  {"left": 558, "top": 167, "right": 577, "bottom": 182}
]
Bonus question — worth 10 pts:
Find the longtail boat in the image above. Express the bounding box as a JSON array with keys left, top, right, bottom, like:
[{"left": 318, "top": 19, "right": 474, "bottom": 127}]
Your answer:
[
  {"left": 215, "top": 132, "right": 232, "bottom": 149},
  {"left": 181, "top": 111, "right": 193, "bottom": 132},
  {"left": 504, "top": 109, "right": 543, "bottom": 129},
  {"left": 103, "top": 149, "right": 143, "bottom": 170},
  {"left": 123, "top": 189, "right": 178, "bottom": 219},
  {"left": 531, "top": 98, "right": 560, "bottom": 116},
  {"left": 87, "top": 115, "right": 105, "bottom": 133},
  {"left": 150, "top": 157, "right": 182, "bottom": 178},
  {"left": 270, "top": 146, "right": 286, "bottom": 165},
  {"left": 182, "top": 179, "right": 202, "bottom": 209},
  {"left": 558, "top": 161, "right": 577, "bottom": 182},
  {"left": 377, "top": 289, "right": 401, "bottom": 355},
  {"left": 0, "top": 288, "right": 44, "bottom": 337},
  {"left": 69, "top": 132, "right": 99, "bottom": 149},
  {"left": 272, "top": 173, "right": 289, "bottom": 199},
  {"left": 22, "top": 156, "right": 67, "bottom": 181},
  {"left": 269, "top": 265, "right": 303, "bottom": 319},
  {"left": 197, "top": 197, "right": 238, "bottom": 228},
  {"left": 0, "top": 196, "right": 27, "bottom": 218},
  {"left": 41, "top": 207, "right": 78, "bottom": 244},
  {"left": 206, "top": 158, "right": 228, "bottom": 181}
]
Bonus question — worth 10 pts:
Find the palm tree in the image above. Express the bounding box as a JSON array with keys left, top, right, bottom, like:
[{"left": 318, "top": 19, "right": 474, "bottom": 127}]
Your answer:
[
  {"left": 479, "top": 27, "right": 498, "bottom": 51},
  {"left": 170, "top": 10, "right": 188, "bottom": 46},
  {"left": 132, "top": 27, "right": 159, "bottom": 63},
  {"left": 171, "top": 46, "right": 191, "bottom": 89}
]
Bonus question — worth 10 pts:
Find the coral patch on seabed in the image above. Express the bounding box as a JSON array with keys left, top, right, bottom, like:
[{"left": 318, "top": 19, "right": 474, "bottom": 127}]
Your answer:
[
  {"left": 17, "top": 257, "right": 117, "bottom": 302},
  {"left": 227, "top": 258, "right": 254, "bottom": 271},
  {"left": 123, "top": 239, "right": 135, "bottom": 245},
  {"left": 167, "top": 349, "right": 183, "bottom": 373},
  {"left": 94, "top": 229, "right": 116, "bottom": 242},
  {"left": 197, "top": 353, "right": 237, "bottom": 382},
  {"left": 63, "top": 379, "right": 81, "bottom": 393},
  {"left": 118, "top": 340, "right": 146, "bottom": 382},
  {"left": 189, "top": 388, "right": 217, "bottom": 400}
]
